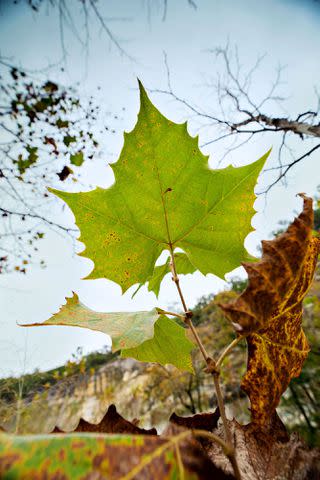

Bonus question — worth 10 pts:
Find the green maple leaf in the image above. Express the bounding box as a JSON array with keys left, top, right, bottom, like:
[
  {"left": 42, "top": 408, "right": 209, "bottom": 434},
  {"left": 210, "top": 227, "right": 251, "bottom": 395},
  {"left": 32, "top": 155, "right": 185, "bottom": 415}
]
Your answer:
[
  {"left": 121, "top": 315, "right": 194, "bottom": 372},
  {"left": 50, "top": 82, "right": 269, "bottom": 293},
  {"left": 21, "top": 294, "right": 194, "bottom": 371}
]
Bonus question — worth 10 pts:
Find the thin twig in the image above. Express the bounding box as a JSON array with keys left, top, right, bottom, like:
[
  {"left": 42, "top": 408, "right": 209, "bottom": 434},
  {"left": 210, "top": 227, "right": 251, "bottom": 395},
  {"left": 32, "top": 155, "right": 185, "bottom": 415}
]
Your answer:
[
  {"left": 193, "top": 429, "right": 231, "bottom": 454},
  {"left": 216, "top": 336, "right": 245, "bottom": 368}
]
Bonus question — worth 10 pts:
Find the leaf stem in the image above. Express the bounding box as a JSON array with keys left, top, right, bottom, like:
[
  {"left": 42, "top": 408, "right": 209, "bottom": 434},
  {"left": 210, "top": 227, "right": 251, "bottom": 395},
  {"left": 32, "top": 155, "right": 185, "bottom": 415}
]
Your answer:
[
  {"left": 192, "top": 429, "right": 231, "bottom": 454},
  {"left": 212, "top": 374, "right": 231, "bottom": 444},
  {"left": 185, "top": 316, "right": 210, "bottom": 361},
  {"left": 156, "top": 308, "right": 185, "bottom": 319},
  {"left": 168, "top": 246, "right": 241, "bottom": 480},
  {"left": 216, "top": 335, "right": 245, "bottom": 368}
]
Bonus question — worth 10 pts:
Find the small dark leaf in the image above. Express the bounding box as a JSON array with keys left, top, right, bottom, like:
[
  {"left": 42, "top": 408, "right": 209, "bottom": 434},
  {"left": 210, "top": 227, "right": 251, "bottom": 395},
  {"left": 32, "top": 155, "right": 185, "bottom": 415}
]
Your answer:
[
  {"left": 56, "top": 118, "right": 69, "bottom": 129},
  {"left": 44, "top": 136, "right": 58, "bottom": 154},
  {"left": 63, "top": 135, "right": 76, "bottom": 147},
  {"left": 57, "top": 166, "right": 73, "bottom": 181},
  {"left": 43, "top": 81, "right": 58, "bottom": 93}
]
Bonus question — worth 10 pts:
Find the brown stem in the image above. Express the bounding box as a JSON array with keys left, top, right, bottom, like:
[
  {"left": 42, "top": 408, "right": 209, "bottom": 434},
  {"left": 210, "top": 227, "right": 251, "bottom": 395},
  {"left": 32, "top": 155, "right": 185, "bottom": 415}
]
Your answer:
[
  {"left": 185, "top": 316, "right": 211, "bottom": 361},
  {"left": 213, "top": 374, "right": 232, "bottom": 444},
  {"left": 168, "top": 246, "right": 241, "bottom": 480}
]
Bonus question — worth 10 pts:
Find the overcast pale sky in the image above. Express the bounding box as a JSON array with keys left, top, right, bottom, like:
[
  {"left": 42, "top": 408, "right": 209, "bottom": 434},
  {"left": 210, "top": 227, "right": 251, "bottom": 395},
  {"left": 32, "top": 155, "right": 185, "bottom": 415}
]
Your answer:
[{"left": 1, "top": 0, "right": 320, "bottom": 376}]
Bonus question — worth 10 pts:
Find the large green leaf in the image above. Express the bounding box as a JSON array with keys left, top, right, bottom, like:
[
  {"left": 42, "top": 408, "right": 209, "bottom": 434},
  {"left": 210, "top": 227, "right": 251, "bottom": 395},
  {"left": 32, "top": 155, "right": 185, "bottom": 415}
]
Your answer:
[
  {"left": 121, "top": 315, "right": 195, "bottom": 372},
  {"left": 21, "top": 293, "right": 159, "bottom": 352},
  {"left": 50, "top": 81, "right": 269, "bottom": 293}
]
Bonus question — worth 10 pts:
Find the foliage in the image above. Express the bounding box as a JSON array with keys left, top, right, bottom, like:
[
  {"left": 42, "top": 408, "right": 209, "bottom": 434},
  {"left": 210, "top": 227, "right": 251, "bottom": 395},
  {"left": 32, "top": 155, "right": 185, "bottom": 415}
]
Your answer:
[
  {"left": 23, "top": 294, "right": 160, "bottom": 351},
  {"left": 280, "top": 274, "right": 320, "bottom": 446},
  {"left": 0, "top": 428, "right": 232, "bottom": 480},
  {"left": 121, "top": 315, "right": 195, "bottom": 372},
  {"left": 1, "top": 404, "right": 318, "bottom": 480},
  {"left": 0, "top": 63, "right": 100, "bottom": 273}
]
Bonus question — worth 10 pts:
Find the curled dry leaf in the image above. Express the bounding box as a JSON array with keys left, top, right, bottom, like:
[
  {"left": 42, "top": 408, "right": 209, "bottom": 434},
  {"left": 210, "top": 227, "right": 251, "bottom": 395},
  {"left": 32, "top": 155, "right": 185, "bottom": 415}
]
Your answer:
[
  {"left": 220, "top": 195, "right": 320, "bottom": 426},
  {"left": 53, "top": 404, "right": 157, "bottom": 435},
  {"left": 166, "top": 410, "right": 320, "bottom": 479}
]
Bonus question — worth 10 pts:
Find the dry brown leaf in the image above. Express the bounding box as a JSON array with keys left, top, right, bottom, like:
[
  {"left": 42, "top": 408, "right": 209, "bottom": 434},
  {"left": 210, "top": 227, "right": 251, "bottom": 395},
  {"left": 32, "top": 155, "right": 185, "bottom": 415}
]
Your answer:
[
  {"left": 169, "top": 408, "right": 220, "bottom": 431},
  {"left": 220, "top": 195, "right": 320, "bottom": 426},
  {"left": 52, "top": 404, "right": 157, "bottom": 435},
  {"left": 203, "top": 414, "right": 320, "bottom": 480}
]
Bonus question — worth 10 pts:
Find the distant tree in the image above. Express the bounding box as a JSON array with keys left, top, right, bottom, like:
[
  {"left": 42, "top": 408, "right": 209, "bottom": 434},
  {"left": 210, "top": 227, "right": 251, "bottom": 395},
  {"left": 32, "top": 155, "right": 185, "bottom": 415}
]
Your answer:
[
  {"left": 0, "top": 60, "right": 104, "bottom": 274},
  {"left": 6, "top": 0, "right": 198, "bottom": 60}
]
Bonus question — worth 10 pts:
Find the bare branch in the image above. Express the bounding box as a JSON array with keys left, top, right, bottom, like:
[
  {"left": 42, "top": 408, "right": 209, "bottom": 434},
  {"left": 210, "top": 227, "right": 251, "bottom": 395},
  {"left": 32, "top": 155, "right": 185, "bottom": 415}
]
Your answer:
[
  {"left": 261, "top": 143, "right": 320, "bottom": 194},
  {"left": 152, "top": 45, "right": 320, "bottom": 192}
]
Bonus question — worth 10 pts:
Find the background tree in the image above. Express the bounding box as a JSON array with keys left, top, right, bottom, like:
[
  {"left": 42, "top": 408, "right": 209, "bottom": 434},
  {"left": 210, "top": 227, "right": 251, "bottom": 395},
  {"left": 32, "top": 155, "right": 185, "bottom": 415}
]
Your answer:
[
  {"left": 6, "top": 0, "right": 198, "bottom": 60},
  {"left": 0, "top": 60, "right": 104, "bottom": 274},
  {"left": 154, "top": 45, "right": 320, "bottom": 193}
]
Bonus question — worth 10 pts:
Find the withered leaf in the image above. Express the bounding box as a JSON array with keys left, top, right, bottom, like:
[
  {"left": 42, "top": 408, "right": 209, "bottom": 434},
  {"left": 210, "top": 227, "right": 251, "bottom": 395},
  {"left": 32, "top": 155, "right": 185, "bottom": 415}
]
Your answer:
[
  {"left": 0, "top": 429, "right": 233, "bottom": 479},
  {"left": 169, "top": 408, "right": 220, "bottom": 432},
  {"left": 220, "top": 195, "right": 320, "bottom": 426},
  {"left": 53, "top": 404, "right": 157, "bottom": 435},
  {"left": 203, "top": 414, "right": 320, "bottom": 480}
]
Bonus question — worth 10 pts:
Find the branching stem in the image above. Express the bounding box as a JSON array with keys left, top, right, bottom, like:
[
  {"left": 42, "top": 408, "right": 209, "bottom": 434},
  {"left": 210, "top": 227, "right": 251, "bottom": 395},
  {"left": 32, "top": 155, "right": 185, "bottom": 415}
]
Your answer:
[
  {"left": 185, "top": 316, "right": 210, "bottom": 361},
  {"left": 167, "top": 246, "right": 241, "bottom": 480}
]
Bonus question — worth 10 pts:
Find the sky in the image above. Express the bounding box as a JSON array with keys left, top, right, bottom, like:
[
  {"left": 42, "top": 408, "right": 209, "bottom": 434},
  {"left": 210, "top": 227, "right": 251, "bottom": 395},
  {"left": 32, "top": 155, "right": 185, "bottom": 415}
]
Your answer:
[{"left": 1, "top": 0, "right": 320, "bottom": 376}]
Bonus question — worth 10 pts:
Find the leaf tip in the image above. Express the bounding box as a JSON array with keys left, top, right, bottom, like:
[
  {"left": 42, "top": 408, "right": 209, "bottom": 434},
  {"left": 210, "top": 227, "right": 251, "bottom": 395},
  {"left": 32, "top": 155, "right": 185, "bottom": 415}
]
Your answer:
[{"left": 137, "top": 78, "right": 149, "bottom": 104}]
